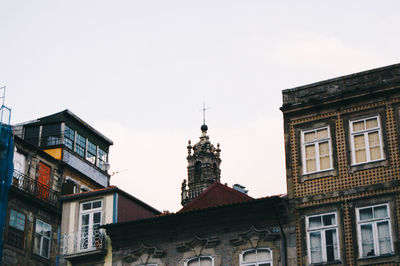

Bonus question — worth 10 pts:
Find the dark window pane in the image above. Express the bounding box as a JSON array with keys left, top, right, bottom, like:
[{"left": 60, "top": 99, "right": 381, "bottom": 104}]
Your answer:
[
  {"left": 24, "top": 126, "right": 40, "bottom": 146},
  {"left": 323, "top": 214, "right": 335, "bottom": 226},
  {"left": 92, "top": 201, "right": 102, "bottom": 209},
  {"left": 325, "top": 230, "right": 334, "bottom": 261},
  {"left": 6, "top": 227, "right": 24, "bottom": 249}
]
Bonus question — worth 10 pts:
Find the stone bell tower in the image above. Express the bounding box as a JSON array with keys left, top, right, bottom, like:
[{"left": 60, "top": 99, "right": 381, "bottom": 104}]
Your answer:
[{"left": 181, "top": 123, "right": 221, "bottom": 206}]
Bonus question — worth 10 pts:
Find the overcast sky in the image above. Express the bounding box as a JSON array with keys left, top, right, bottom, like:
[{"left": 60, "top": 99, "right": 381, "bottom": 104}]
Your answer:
[{"left": 1, "top": 1, "right": 400, "bottom": 212}]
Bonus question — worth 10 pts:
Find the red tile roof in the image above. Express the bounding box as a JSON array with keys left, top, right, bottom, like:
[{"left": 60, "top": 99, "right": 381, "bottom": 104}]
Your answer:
[{"left": 178, "top": 182, "right": 254, "bottom": 213}]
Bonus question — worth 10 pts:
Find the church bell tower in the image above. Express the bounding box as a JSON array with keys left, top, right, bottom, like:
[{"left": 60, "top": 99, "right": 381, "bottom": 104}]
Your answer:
[{"left": 181, "top": 123, "right": 221, "bottom": 206}]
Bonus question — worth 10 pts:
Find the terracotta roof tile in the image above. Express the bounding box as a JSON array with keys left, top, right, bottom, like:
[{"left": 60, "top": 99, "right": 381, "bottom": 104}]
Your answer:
[{"left": 178, "top": 182, "right": 253, "bottom": 213}]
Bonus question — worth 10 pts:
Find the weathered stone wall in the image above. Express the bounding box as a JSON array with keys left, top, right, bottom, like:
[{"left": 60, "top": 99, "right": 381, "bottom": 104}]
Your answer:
[{"left": 3, "top": 193, "right": 60, "bottom": 266}]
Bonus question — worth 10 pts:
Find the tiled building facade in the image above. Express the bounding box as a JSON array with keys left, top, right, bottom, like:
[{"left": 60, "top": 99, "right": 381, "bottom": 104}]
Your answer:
[{"left": 281, "top": 63, "right": 400, "bottom": 265}]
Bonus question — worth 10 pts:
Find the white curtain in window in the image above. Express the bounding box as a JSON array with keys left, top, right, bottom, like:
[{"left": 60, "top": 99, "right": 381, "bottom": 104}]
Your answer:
[
  {"left": 13, "top": 151, "right": 26, "bottom": 173},
  {"left": 354, "top": 135, "right": 366, "bottom": 163},
  {"left": 374, "top": 206, "right": 388, "bottom": 219},
  {"left": 319, "top": 142, "right": 330, "bottom": 169},
  {"left": 366, "top": 118, "right": 377, "bottom": 129},
  {"left": 377, "top": 221, "right": 391, "bottom": 254},
  {"left": 305, "top": 145, "right": 316, "bottom": 172},
  {"left": 353, "top": 121, "right": 365, "bottom": 131},
  {"left": 304, "top": 131, "right": 315, "bottom": 142},
  {"left": 368, "top": 132, "right": 381, "bottom": 160},
  {"left": 359, "top": 208, "right": 373, "bottom": 221},
  {"left": 360, "top": 224, "right": 374, "bottom": 256},
  {"left": 309, "top": 216, "right": 321, "bottom": 228},
  {"left": 317, "top": 129, "right": 328, "bottom": 139},
  {"left": 310, "top": 232, "right": 322, "bottom": 263}
]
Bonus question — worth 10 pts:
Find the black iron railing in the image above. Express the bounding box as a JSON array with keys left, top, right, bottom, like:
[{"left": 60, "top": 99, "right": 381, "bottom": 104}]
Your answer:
[{"left": 12, "top": 170, "right": 60, "bottom": 208}]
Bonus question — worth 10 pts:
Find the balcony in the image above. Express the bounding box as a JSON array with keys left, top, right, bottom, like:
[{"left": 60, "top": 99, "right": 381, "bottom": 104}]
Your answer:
[
  {"left": 11, "top": 170, "right": 60, "bottom": 208},
  {"left": 62, "top": 230, "right": 107, "bottom": 259},
  {"left": 181, "top": 187, "right": 204, "bottom": 205}
]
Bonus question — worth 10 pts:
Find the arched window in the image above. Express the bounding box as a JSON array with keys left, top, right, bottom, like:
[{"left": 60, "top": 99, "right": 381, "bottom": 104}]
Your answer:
[
  {"left": 194, "top": 161, "right": 202, "bottom": 180},
  {"left": 213, "top": 163, "right": 218, "bottom": 175},
  {"left": 185, "top": 256, "right": 213, "bottom": 266},
  {"left": 240, "top": 248, "right": 272, "bottom": 266}
]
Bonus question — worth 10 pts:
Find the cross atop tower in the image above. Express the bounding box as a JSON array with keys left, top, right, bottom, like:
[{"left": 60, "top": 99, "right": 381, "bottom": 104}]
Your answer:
[{"left": 201, "top": 102, "right": 209, "bottom": 125}]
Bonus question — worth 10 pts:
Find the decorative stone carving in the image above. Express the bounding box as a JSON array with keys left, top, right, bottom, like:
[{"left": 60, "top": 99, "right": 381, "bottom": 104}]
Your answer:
[
  {"left": 230, "top": 226, "right": 280, "bottom": 247},
  {"left": 123, "top": 244, "right": 164, "bottom": 264},
  {"left": 176, "top": 235, "right": 220, "bottom": 254}
]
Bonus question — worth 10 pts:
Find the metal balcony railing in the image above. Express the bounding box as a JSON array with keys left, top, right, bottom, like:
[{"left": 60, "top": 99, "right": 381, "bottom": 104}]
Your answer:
[
  {"left": 62, "top": 229, "right": 106, "bottom": 256},
  {"left": 12, "top": 170, "right": 60, "bottom": 208}
]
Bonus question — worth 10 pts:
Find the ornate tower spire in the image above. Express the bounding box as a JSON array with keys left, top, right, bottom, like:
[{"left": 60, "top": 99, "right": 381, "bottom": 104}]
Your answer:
[{"left": 181, "top": 123, "right": 221, "bottom": 206}]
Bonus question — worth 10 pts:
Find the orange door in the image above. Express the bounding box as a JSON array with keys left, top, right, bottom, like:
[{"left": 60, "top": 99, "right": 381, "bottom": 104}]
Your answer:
[{"left": 37, "top": 162, "right": 51, "bottom": 200}]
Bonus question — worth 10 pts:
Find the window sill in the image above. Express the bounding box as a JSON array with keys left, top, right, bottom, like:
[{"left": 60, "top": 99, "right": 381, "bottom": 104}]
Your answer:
[
  {"left": 301, "top": 169, "right": 337, "bottom": 181},
  {"left": 31, "top": 253, "right": 51, "bottom": 264},
  {"left": 358, "top": 253, "right": 395, "bottom": 261},
  {"left": 349, "top": 159, "right": 388, "bottom": 173},
  {"left": 310, "top": 260, "right": 341, "bottom": 266}
]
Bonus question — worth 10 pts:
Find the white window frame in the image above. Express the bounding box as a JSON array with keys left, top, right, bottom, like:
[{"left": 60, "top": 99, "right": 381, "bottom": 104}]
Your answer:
[
  {"left": 34, "top": 219, "right": 52, "bottom": 259},
  {"left": 301, "top": 126, "right": 333, "bottom": 175},
  {"left": 356, "top": 203, "right": 393, "bottom": 258},
  {"left": 349, "top": 115, "right": 384, "bottom": 165},
  {"left": 239, "top": 248, "right": 273, "bottom": 266},
  {"left": 78, "top": 199, "right": 103, "bottom": 251},
  {"left": 184, "top": 255, "right": 214, "bottom": 266},
  {"left": 306, "top": 212, "right": 340, "bottom": 264}
]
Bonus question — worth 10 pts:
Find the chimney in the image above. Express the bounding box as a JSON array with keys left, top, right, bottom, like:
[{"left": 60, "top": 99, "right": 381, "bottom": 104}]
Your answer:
[{"left": 233, "top": 184, "right": 248, "bottom": 194}]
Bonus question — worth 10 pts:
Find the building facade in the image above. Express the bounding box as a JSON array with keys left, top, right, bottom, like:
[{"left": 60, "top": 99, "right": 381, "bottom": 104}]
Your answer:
[
  {"left": 2, "top": 109, "right": 114, "bottom": 265},
  {"left": 105, "top": 125, "right": 297, "bottom": 266},
  {"left": 281, "top": 63, "right": 400, "bottom": 265},
  {"left": 60, "top": 186, "right": 160, "bottom": 266}
]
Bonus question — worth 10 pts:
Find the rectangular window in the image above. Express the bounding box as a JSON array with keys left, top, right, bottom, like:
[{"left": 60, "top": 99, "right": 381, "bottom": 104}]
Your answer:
[
  {"left": 86, "top": 140, "right": 97, "bottom": 164},
  {"left": 350, "top": 116, "right": 384, "bottom": 165},
  {"left": 357, "top": 204, "right": 393, "bottom": 257},
  {"left": 306, "top": 212, "right": 339, "bottom": 264},
  {"left": 75, "top": 133, "right": 86, "bottom": 157},
  {"left": 301, "top": 127, "right": 333, "bottom": 174},
  {"left": 64, "top": 125, "right": 75, "bottom": 150},
  {"left": 34, "top": 219, "right": 52, "bottom": 258},
  {"left": 97, "top": 148, "right": 108, "bottom": 171},
  {"left": 42, "top": 124, "right": 62, "bottom": 146},
  {"left": 7, "top": 209, "right": 25, "bottom": 249},
  {"left": 79, "top": 200, "right": 102, "bottom": 251}
]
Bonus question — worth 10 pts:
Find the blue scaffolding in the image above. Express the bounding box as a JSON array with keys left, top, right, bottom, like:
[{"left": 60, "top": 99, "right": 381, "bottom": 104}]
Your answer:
[{"left": 0, "top": 86, "right": 13, "bottom": 263}]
